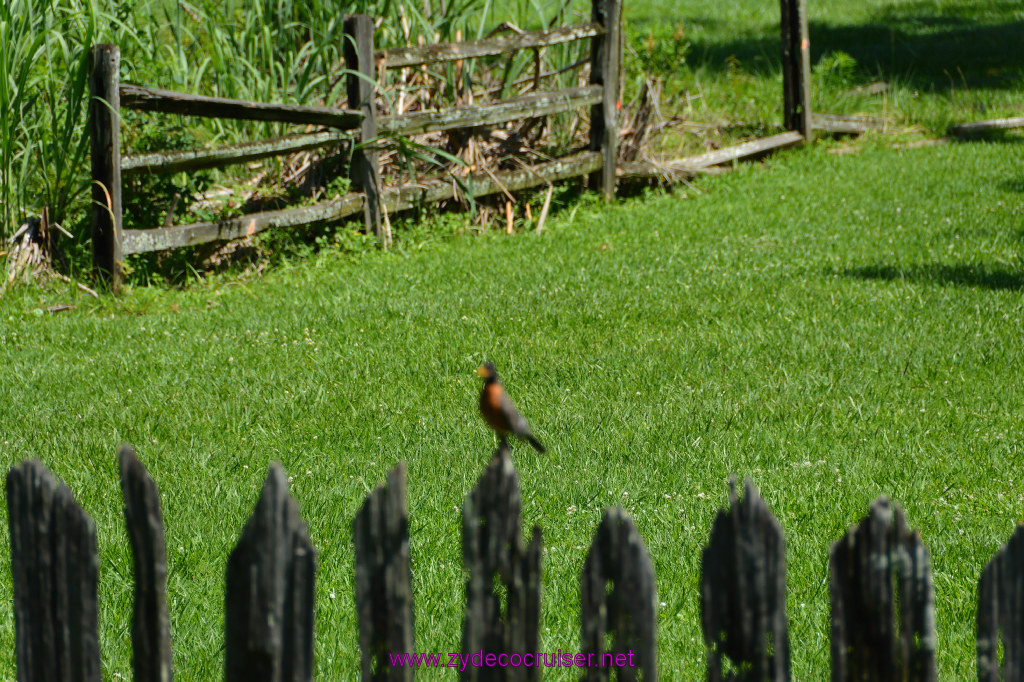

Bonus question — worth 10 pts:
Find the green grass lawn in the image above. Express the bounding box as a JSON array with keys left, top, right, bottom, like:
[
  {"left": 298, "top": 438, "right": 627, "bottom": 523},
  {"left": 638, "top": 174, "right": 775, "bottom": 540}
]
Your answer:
[{"left": 2, "top": 136, "right": 1022, "bottom": 678}]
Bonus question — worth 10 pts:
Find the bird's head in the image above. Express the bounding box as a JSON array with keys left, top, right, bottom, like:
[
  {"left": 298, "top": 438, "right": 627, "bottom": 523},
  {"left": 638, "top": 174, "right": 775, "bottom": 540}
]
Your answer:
[{"left": 476, "top": 362, "right": 498, "bottom": 381}]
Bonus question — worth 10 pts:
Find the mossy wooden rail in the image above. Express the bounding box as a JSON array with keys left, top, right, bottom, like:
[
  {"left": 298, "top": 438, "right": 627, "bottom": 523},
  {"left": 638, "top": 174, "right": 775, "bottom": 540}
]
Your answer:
[{"left": 7, "top": 446, "right": 1024, "bottom": 679}]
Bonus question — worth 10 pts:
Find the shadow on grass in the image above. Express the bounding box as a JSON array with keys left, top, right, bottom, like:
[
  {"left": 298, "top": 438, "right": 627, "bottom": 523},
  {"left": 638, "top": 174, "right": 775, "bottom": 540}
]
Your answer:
[
  {"left": 998, "top": 177, "right": 1024, "bottom": 194},
  {"left": 841, "top": 263, "right": 1024, "bottom": 291},
  {"left": 646, "top": 0, "right": 1024, "bottom": 93}
]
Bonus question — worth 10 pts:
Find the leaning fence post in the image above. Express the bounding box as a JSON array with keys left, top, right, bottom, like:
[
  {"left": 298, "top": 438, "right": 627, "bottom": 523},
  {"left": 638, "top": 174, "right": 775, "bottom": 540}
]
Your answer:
[
  {"left": 780, "top": 0, "right": 812, "bottom": 139},
  {"left": 701, "top": 478, "right": 789, "bottom": 681},
  {"left": 345, "top": 15, "right": 387, "bottom": 248},
  {"left": 224, "top": 463, "right": 317, "bottom": 682},
  {"left": 588, "top": 0, "right": 622, "bottom": 201},
  {"left": 462, "top": 443, "right": 542, "bottom": 682},
  {"left": 977, "top": 524, "right": 1024, "bottom": 680},
  {"left": 830, "top": 497, "right": 936, "bottom": 682},
  {"left": 354, "top": 462, "right": 414, "bottom": 681},
  {"left": 580, "top": 506, "right": 657, "bottom": 682},
  {"left": 89, "top": 44, "right": 123, "bottom": 292},
  {"left": 119, "top": 445, "right": 173, "bottom": 682},
  {"left": 6, "top": 459, "right": 101, "bottom": 682}
]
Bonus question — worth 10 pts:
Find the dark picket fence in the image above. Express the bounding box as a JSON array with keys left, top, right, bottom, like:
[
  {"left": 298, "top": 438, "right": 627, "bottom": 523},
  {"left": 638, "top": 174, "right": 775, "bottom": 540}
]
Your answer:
[{"left": 5, "top": 443, "right": 1024, "bottom": 680}]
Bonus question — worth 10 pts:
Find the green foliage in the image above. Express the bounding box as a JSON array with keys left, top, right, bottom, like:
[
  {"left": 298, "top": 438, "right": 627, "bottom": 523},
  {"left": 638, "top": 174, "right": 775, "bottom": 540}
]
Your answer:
[
  {"left": 816, "top": 50, "right": 860, "bottom": 89},
  {"left": 633, "top": 23, "right": 691, "bottom": 75},
  {"left": 325, "top": 174, "right": 351, "bottom": 196},
  {"left": 0, "top": 0, "right": 113, "bottom": 239},
  {"left": 121, "top": 112, "right": 214, "bottom": 231}
]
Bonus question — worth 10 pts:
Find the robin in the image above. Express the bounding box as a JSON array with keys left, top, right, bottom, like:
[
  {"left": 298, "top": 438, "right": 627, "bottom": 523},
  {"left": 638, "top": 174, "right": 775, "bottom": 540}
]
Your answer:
[{"left": 477, "top": 362, "right": 546, "bottom": 453}]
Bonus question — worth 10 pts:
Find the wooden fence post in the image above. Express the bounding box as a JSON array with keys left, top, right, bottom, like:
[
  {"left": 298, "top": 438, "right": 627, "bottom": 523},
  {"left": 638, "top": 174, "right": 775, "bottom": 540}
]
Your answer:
[
  {"left": 6, "top": 459, "right": 101, "bottom": 682},
  {"left": 89, "top": 44, "right": 123, "bottom": 292},
  {"left": 977, "top": 524, "right": 1024, "bottom": 680},
  {"left": 580, "top": 506, "right": 657, "bottom": 682},
  {"left": 462, "top": 443, "right": 542, "bottom": 682},
  {"left": 830, "top": 497, "right": 936, "bottom": 682},
  {"left": 345, "top": 15, "right": 388, "bottom": 248},
  {"left": 119, "top": 445, "right": 173, "bottom": 682},
  {"left": 354, "top": 462, "right": 414, "bottom": 681},
  {"left": 225, "top": 463, "right": 317, "bottom": 682},
  {"left": 588, "top": 0, "right": 622, "bottom": 201},
  {"left": 780, "top": 0, "right": 812, "bottom": 139},
  {"left": 701, "top": 478, "right": 789, "bottom": 681}
]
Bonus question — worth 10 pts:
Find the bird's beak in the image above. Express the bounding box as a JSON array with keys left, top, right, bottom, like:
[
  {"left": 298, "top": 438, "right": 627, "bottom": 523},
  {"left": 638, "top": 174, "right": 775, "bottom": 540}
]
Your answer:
[{"left": 476, "top": 365, "right": 488, "bottom": 377}]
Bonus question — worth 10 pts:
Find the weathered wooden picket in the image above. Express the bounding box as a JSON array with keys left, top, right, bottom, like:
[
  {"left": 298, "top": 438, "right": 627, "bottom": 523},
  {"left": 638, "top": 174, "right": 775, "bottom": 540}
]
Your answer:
[
  {"left": 6, "top": 443, "right": 1024, "bottom": 680},
  {"left": 87, "top": 0, "right": 821, "bottom": 292}
]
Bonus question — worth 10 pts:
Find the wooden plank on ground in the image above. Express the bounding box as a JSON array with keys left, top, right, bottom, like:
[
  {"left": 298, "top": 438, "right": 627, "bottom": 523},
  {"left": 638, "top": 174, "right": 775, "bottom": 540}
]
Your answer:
[
  {"left": 122, "top": 131, "right": 351, "bottom": 176},
  {"left": 617, "top": 161, "right": 728, "bottom": 180},
  {"left": 951, "top": 117, "right": 1024, "bottom": 138},
  {"left": 378, "top": 23, "right": 604, "bottom": 69},
  {"left": 119, "top": 84, "right": 363, "bottom": 129},
  {"left": 812, "top": 113, "right": 888, "bottom": 134},
  {"left": 381, "top": 85, "right": 602, "bottom": 137},
  {"left": 679, "top": 131, "right": 804, "bottom": 169}
]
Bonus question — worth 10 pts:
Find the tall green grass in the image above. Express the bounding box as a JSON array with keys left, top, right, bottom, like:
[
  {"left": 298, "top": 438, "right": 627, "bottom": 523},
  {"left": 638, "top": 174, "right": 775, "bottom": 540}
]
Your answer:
[{"left": 0, "top": 0, "right": 112, "bottom": 242}]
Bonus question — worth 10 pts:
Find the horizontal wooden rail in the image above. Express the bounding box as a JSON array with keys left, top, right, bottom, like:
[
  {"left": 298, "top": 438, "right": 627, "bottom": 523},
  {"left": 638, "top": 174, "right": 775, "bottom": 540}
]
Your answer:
[
  {"left": 377, "top": 22, "right": 604, "bottom": 69},
  {"left": 121, "top": 131, "right": 352, "bottom": 176},
  {"left": 119, "top": 84, "right": 363, "bottom": 129},
  {"left": 121, "top": 152, "right": 600, "bottom": 255},
  {"left": 121, "top": 87, "right": 598, "bottom": 177},
  {"left": 384, "top": 150, "right": 600, "bottom": 213},
  {"left": 121, "top": 194, "right": 365, "bottom": 254},
  {"left": 380, "top": 85, "right": 601, "bottom": 137}
]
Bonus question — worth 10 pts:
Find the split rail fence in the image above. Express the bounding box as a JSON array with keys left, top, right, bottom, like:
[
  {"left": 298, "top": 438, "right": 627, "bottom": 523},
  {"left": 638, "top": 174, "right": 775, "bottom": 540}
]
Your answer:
[
  {"left": 6, "top": 444, "right": 1024, "bottom": 680},
  {"left": 89, "top": 0, "right": 824, "bottom": 292}
]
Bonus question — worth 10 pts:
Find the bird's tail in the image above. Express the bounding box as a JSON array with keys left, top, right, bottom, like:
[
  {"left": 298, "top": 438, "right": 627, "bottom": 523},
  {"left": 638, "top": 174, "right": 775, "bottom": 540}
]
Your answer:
[{"left": 527, "top": 435, "right": 546, "bottom": 453}]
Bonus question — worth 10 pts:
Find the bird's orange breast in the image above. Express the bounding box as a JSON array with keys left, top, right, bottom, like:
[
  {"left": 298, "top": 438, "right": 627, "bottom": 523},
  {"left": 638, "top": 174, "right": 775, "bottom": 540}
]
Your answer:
[{"left": 480, "top": 383, "right": 511, "bottom": 433}]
